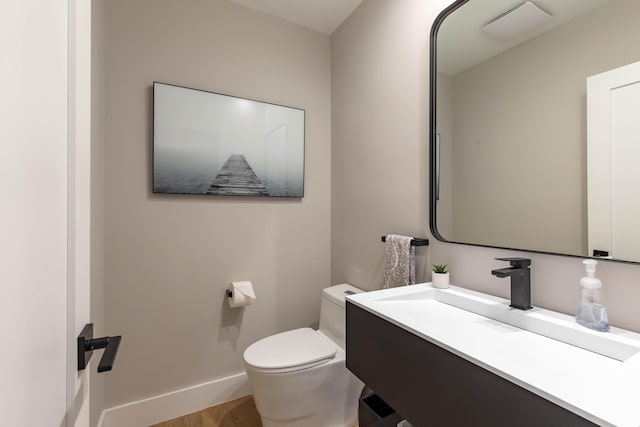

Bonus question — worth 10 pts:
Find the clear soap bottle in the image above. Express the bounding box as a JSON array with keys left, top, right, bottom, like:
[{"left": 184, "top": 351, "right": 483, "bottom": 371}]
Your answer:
[{"left": 575, "top": 259, "right": 609, "bottom": 332}]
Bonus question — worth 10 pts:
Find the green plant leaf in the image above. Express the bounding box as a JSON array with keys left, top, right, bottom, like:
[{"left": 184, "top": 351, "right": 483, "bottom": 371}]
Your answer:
[{"left": 433, "top": 264, "right": 448, "bottom": 274}]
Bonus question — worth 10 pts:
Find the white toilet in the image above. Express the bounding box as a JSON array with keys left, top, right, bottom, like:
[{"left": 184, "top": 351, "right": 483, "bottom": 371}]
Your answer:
[{"left": 243, "top": 284, "right": 364, "bottom": 427}]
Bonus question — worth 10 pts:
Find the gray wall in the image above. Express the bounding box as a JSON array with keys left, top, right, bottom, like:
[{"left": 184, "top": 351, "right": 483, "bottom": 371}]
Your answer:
[
  {"left": 103, "top": 0, "right": 331, "bottom": 407},
  {"left": 330, "top": 0, "right": 439, "bottom": 290},
  {"left": 331, "top": 0, "right": 640, "bottom": 332}
]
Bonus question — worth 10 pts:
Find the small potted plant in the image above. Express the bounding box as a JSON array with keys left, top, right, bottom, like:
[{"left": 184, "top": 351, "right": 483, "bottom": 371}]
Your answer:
[{"left": 432, "top": 264, "right": 450, "bottom": 289}]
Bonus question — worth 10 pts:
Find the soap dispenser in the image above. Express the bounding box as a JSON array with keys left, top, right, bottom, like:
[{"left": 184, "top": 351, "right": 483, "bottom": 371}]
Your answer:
[{"left": 575, "top": 259, "right": 610, "bottom": 332}]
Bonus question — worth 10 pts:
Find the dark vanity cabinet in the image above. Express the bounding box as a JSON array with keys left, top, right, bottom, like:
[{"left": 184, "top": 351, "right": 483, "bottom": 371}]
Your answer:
[{"left": 346, "top": 302, "right": 598, "bottom": 427}]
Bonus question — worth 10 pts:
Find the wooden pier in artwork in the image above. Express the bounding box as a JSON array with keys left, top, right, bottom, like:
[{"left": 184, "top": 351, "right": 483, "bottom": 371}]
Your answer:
[{"left": 206, "top": 154, "right": 269, "bottom": 196}]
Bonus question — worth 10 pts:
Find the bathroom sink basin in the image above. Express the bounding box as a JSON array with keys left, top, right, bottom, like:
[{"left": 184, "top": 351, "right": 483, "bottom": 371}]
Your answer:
[
  {"left": 363, "top": 284, "right": 640, "bottom": 362},
  {"left": 347, "top": 283, "right": 640, "bottom": 427}
]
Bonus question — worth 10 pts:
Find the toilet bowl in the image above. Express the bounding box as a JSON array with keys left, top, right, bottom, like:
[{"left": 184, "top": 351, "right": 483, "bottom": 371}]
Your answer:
[{"left": 243, "top": 284, "right": 364, "bottom": 427}]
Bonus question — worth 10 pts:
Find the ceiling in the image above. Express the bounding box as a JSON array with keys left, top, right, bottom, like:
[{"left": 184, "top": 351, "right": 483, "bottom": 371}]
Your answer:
[{"left": 225, "top": 0, "right": 365, "bottom": 34}]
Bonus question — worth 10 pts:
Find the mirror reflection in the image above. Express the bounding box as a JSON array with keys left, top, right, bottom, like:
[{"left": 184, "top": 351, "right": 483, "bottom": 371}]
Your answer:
[{"left": 432, "top": 0, "right": 640, "bottom": 263}]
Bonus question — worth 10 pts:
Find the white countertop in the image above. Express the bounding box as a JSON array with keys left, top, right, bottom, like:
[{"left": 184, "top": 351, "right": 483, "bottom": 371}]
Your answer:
[{"left": 347, "top": 283, "right": 640, "bottom": 427}]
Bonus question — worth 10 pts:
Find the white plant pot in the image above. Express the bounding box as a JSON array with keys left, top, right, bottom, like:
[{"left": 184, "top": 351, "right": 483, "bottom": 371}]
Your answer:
[{"left": 432, "top": 272, "right": 450, "bottom": 289}]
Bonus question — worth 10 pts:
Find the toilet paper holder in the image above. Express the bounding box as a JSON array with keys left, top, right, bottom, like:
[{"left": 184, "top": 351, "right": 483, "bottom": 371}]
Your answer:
[{"left": 226, "top": 281, "right": 256, "bottom": 308}]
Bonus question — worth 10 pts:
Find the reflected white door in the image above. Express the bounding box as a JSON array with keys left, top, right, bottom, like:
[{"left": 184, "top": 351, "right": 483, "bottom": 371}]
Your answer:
[
  {"left": 610, "top": 80, "right": 640, "bottom": 261},
  {"left": 587, "top": 60, "right": 640, "bottom": 260},
  {"left": 1, "top": 1, "right": 91, "bottom": 426}
]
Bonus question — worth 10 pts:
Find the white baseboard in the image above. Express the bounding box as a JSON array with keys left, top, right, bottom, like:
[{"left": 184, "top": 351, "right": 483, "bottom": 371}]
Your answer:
[{"left": 100, "top": 372, "right": 250, "bottom": 427}]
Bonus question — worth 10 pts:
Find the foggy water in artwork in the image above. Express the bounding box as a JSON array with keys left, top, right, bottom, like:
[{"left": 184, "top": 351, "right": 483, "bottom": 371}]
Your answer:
[{"left": 153, "top": 83, "right": 304, "bottom": 197}]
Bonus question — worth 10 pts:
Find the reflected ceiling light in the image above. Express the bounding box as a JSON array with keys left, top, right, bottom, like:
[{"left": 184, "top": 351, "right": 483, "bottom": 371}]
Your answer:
[{"left": 482, "top": 1, "right": 552, "bottom": 41}]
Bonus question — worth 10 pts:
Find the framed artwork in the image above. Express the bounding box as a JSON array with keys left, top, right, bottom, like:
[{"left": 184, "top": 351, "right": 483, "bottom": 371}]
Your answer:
[{"left": 153, "top": 82, "right": 305, "bottom": 197}]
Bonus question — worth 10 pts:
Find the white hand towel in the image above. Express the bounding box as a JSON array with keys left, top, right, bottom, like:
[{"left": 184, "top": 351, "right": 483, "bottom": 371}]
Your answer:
[{"left": 383, "top": 235, "right": 415, "bottom": 288}]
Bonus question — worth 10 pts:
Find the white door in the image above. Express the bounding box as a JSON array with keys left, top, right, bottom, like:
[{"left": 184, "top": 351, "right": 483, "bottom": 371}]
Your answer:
[
  {"left": 1, "top": 1, "right": 92, "bottom": 426},
  {"left": 587, "top": 60, "right": 640, "bottom": 260},
  {"left": 67, "top": 0, "right": 93, "bottom": 426}
]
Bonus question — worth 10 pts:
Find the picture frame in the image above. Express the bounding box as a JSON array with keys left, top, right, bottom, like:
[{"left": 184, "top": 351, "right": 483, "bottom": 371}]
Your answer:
[{"left": 153, "top": 82, "right": 305, "bottom": 197}]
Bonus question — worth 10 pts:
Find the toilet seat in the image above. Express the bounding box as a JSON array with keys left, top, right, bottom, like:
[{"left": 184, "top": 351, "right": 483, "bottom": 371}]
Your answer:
[{"left": 244, "top": 328, "right": 337, "bottom": 374}]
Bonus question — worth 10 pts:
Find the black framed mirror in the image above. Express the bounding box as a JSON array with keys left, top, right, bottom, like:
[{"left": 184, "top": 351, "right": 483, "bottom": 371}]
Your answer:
[{"left": 430, "top": 0, "right": 640, "bottom": 263}]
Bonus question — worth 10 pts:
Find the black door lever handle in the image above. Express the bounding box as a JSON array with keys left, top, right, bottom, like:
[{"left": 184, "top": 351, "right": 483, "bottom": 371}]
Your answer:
[{"left": 78, "top": 323, "right": 122, "bottom": 373}]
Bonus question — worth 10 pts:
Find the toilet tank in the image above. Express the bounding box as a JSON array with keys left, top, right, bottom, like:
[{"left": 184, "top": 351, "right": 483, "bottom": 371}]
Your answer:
[{"left": 319, "top": 283, "right": 364, "bottom": 349}]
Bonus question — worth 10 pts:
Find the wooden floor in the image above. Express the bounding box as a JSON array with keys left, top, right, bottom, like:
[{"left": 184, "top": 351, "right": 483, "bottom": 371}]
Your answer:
[
  {"left": 206, "top": 154, "right": 268, "bottom": 196},
  {"left": 150, "top": 396, "right": 262, "bottom": 427},
  {"left": 150, "top": 395, "right": 360, "bottom": 427}
]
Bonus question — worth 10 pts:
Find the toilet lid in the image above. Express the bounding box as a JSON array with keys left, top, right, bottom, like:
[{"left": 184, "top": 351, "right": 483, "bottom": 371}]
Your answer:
[{"left": 244, "top": 328, "right": 337, "bottom": 372}]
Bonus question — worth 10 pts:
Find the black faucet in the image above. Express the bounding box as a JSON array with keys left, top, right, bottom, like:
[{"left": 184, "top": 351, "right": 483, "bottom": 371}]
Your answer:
[{"left": 491, "top": 257, "right": 532, "bottom": 310}]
